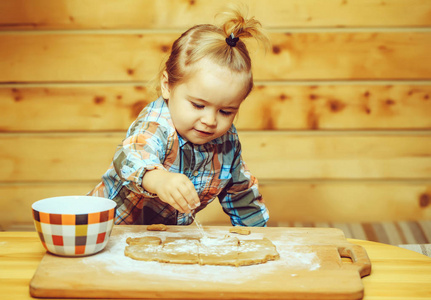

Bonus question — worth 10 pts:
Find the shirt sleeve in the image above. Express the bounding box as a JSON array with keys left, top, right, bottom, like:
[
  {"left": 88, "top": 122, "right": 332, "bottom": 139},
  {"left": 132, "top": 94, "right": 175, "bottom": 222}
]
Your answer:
[
  {"left": 218, "top": 141, "right": 269, "bottom": 227},
  {"left": 112, "top": 121, "right": 168, "bottom": 195}
]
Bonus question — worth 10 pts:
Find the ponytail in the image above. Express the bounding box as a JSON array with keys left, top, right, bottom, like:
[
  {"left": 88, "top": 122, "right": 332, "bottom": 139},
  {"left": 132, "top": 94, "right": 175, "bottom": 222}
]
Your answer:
[
  {"left": 157, "top": 4, "right": 269, "bottom": 98},
  {"left": 218, "top": 4, "right": 269, "bottom": 48}
]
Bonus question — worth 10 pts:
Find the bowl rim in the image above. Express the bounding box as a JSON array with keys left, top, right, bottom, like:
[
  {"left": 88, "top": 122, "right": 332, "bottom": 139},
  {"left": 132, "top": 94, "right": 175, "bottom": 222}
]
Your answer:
[{"left": 32, "top": 195, "right": 116, "bottom": 214}]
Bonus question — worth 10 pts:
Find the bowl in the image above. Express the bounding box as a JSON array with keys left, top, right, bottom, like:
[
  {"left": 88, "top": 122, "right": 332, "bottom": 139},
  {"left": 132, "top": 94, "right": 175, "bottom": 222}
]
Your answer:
[{"left": 32, "top": 196, "right": 116, "bottom": 256}]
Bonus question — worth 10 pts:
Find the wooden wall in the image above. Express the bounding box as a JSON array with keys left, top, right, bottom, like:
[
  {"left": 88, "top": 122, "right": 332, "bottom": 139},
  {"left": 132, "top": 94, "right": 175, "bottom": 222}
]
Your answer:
[{"left": 1, "top": 0, "right": 430, "bottom": 229}]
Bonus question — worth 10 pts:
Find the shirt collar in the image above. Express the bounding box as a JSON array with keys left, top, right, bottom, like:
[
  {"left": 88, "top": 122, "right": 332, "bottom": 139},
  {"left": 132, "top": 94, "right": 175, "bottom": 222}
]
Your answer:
[{"left": 177, "top": 134, "right": 189, "bottom": 148}]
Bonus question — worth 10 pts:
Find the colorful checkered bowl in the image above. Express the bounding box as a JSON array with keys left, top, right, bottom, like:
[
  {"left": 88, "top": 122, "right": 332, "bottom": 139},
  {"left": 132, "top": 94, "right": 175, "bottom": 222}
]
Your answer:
[{"left": 32, "top": 196, "right": 116, "bottom": 257}]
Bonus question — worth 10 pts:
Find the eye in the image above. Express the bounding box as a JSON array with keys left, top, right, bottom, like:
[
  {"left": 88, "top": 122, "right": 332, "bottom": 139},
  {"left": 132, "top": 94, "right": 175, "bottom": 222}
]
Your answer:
[
  {"left": 220, "top": 110, "right": 233, "bottom": 116},
  {"left": 191, "top": 102, "right": 204, "bottom": 109}
]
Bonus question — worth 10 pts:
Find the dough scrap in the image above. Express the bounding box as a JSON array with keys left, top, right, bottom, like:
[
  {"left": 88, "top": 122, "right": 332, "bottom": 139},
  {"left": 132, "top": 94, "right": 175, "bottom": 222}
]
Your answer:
[
  {"left": 229, "top": 227, "right": 251, "bottom": 235},
  {"left": 126, "top": 236, "right": 162, "bottom": 245},
  {"left": 147, "top": 224, "right": 168, "bottom": 231},
  {"left": 124, "top": 236, "right": 279, "bottom": 267}
]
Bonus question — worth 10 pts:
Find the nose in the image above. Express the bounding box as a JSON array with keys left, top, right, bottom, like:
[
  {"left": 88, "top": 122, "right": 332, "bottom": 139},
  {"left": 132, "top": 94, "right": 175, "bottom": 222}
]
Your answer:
[{"left": 201, "top": 110, "right": 217, "bottom": 127}]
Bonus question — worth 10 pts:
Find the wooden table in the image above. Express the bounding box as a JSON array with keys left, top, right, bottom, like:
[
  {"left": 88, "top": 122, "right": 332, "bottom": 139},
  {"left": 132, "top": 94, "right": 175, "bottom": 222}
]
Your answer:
[{"left": 1, "top": 231, "right": 431, "bottom": 300}]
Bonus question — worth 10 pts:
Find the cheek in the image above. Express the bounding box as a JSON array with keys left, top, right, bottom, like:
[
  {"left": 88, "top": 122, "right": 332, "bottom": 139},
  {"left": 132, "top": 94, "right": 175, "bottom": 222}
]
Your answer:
[
  {"left": 175, "top": 108, "right": 197, "bottom": 126},
  {"left": 219, "top": 116, "right": 235, "bottom": 131}
]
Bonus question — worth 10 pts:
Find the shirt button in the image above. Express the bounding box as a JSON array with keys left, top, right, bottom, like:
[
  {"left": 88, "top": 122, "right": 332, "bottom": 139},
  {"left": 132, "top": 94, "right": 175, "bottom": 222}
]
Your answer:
[{"left": 192, "top": 170, "right": 199, "bottom": 177}]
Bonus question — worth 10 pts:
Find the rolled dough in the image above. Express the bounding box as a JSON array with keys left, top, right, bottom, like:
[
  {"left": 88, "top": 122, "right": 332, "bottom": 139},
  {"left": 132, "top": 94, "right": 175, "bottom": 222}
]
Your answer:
[{"left": 124, "top": 236, "right": 279, "bottom": 267}]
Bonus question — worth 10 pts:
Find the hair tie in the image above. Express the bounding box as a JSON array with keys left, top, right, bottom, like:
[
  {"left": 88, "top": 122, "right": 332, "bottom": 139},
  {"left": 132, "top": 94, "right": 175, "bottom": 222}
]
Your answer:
[{"left": 226, "top": 33, "right": 239, "bottom": 47}]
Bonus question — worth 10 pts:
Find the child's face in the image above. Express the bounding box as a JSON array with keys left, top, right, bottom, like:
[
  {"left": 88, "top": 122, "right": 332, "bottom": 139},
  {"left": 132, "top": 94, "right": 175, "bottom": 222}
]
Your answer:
[{"left": 161, "top": 59, "right": 248, "bottom": 145}]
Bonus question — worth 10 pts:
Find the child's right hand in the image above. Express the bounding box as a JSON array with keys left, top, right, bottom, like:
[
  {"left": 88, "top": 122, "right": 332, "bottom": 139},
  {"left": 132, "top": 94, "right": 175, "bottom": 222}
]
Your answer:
[{"left": 142, "top": 169, "right": 200, "bottom": 213}]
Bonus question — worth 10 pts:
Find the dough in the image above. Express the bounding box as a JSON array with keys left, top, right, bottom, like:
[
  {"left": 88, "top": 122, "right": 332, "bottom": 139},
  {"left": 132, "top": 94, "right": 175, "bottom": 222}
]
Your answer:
[
  {"left": 124, "top": 236, "right": 279, "bottom": 267},
  {"left": 159, "top": 238, "right": 200, "bottom": 264},
  {"left": 124, "top": 237, "right": 162, "bottom": 261},
  {"left": 229, "top": 227, "right": 251, "bottom": 235},
  {"left": 147, "top": 224, "right": 168, "bottom": 231},
  {"left": 237, "top": 238, "right": 279, "bottom": 266},
  {"left": 199, "top": 237, "right": 239, "bottom": 266}
]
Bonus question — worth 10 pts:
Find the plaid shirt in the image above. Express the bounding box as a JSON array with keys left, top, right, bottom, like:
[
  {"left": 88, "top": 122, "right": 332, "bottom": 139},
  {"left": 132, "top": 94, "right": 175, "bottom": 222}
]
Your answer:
[{"left": 88, "top": 97, "right": 268, "bottom": 226}]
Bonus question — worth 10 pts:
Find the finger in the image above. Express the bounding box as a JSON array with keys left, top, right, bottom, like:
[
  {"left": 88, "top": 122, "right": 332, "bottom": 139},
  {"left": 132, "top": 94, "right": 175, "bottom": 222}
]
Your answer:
[
  {"left": 158, "top": 191, "right": 186, "bottom": 213},
  {"left": 169, "top": 199, "right": 186, "bottom": 214},
  {"left": 179, "top": 183, "right": 200, "bottom": 209},
  {"left": 170, "top": 190, "right": 191, "bottom": 213},
  {"left": 178, "top": 175, "right": 199, "bottom": 204},
  {"left": 186, "top": 182, "right": 200, "bottom": 207}
]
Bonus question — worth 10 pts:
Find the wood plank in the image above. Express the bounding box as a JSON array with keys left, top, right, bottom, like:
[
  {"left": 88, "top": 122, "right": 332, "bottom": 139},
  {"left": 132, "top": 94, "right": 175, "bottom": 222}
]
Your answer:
[
  {"left": 242, "top": 84, "right": 431, "bottom": 130},
  {"left": 0, "top": 134, "right": 117, "bottom": 182},
  {"left": 200, "top": 181, "right": 431, "bottom": 225},
  {"left": 259, "top": 181, "right": 431, "bottom": 224},
  {"left": 0, "top": 133, "right": 430, "bottom": 182},
  {"left": 1, "top": 32, "right": 430, "bottom": 82},
  {"left": 1, "top": 0, "right": 431, "bottom": 30},
  {"left": 0, "top": 182, "right": 97, "bottom": 230},
  {"left": 0, "top": 33, "right": 174, "bottom": 83},
  {"left": 240, "top": 132, "right": 431, "bottom": 180},
  {"left": 1, "top": 84, "right": 431, "bottom": 132},
  {"left": 0, "top": 85, "right": 154, "bottom": 132},
  {"left": 1, "top": 181, "right": 430, "bottom": 229},
  {"left": 29, "top": 226, "right": 369, "bottom": 299},
  {"left": 257, "top": 32, "right": 431, "bottom": 81}
]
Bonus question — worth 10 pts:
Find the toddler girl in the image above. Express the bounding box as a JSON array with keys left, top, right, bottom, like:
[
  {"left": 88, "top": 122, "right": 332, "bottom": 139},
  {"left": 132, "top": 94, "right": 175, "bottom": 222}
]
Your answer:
[{"left": 88, "top": 6, "right": 269, "bottom": 227}]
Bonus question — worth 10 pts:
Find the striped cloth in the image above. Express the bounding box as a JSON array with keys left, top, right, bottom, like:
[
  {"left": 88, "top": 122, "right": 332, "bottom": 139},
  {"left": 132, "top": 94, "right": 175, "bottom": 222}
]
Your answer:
[
  {"left": 398, "top": 244, "right": 431, "bottom": 257},
  {"left": 273, "top": 220, "right": 431, "bottom": 245},
  {"left": 273, "top": 220, "right": 431, "bottom": 257}
]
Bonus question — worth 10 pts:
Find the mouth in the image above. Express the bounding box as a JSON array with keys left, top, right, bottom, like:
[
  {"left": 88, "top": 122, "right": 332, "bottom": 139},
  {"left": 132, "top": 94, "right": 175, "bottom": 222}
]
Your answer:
[{"left": 194, "top": 129, "right": 213, "bottom": 136}]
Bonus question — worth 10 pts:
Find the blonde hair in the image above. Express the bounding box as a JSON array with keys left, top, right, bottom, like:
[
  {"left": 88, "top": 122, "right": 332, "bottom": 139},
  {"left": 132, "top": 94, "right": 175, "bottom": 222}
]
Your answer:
[{"left": 155, "top": 4, "right": 269, "bottom": 98}]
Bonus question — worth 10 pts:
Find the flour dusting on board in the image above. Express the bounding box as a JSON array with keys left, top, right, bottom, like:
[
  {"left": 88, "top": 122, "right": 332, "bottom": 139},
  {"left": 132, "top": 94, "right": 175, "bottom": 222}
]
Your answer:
[{"left": 82, "top": 227, "right": 320, "bottom": 283}]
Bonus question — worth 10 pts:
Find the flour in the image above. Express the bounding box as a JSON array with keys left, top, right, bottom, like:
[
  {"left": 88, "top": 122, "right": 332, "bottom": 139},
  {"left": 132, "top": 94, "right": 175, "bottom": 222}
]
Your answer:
[
  {"left": 163, "top": 239, "right": 198, "bottom": 254},
  {"left": 81, "top": 228, "right": 320, "bottom": 283},
  {"left": 199, "top": 235, "right": 237, "bottom": 246},
  {"left": 275, "top": 244, "right": 320, "bottom": 271}
]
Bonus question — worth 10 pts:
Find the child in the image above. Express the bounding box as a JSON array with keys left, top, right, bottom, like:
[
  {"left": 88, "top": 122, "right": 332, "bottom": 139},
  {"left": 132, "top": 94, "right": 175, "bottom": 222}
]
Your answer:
[{"left": 88, "top": 6, "right": 269, "bottom": 227}]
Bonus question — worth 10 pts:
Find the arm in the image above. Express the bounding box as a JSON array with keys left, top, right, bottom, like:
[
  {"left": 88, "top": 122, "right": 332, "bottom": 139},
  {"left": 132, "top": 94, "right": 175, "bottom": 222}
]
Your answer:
[
  {"left": 112, "top": 121, "right": 167, "bottom": 195},
  {"left": 218, "top": 143, "right": 269, "bottom": 227},
  {"left": 113, "top": 121, "right": 199, "bottom": 214}
]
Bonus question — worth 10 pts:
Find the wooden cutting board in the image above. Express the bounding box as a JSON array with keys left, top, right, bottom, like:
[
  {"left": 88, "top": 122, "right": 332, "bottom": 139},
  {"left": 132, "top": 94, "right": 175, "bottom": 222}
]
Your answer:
[{"left": 30, "top": 226, "right": 371, "bottom": 300}]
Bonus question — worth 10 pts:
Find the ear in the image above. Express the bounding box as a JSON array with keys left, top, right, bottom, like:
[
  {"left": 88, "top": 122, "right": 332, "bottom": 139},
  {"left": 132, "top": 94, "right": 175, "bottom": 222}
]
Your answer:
[{"left": 160, "top": 71, "right": 170, "bottom": 100}]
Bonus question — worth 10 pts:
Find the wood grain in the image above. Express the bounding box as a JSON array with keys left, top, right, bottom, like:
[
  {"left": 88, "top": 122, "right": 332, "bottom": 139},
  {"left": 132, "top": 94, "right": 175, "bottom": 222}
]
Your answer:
[
  {"left": 244, "top": 84, "right": 431, "bottom": 130},
  {"left": 0, "top": 85, "right": 154, "bottom": 132},
  {"left": 1, "top": 0, "right": 431, "bottom": 30},
  {"left": 2, "top": 181, "right": 430, "bottom": 229},
  {"left": 1, "top": 84, "right": 431, "bottom": 132},
  {"left": 29, "top": 226, "right": 370, "bottom": 300},
  {"left": 253, "top": 181, "right": 431, "bottom": 223},
  {"left": 240, "top": 133, "right": 431, "bottom": 180},
  {"left": 3, "top": 232, "right": 431, "bottom": 300},
  {"left": 0, "top": 133, "right": 430, "bottom": 182},
  {"left": 1, "top": 32, "right": 431, "bottom": 82},
  {"left": 1, "top": 0, "right": 430, "bottom": 231},
  {"left": 0, "top": 182, "right": 96, "bottom": 230}
]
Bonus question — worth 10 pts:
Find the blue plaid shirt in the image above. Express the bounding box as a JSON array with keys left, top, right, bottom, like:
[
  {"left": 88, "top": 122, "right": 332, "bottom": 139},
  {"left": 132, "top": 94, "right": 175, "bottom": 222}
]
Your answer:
[{"left": 88, "top": 97, "right": 268, "bottom": 226}]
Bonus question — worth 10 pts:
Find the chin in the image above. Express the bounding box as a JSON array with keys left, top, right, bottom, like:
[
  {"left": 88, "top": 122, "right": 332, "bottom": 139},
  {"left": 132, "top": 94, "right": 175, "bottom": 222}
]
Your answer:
[
  {"left": 189, "top": 135, "right": 215, "bottom": 145},
  {"left": 190, "top": 138, "right": 210, "bottom": 145}
]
